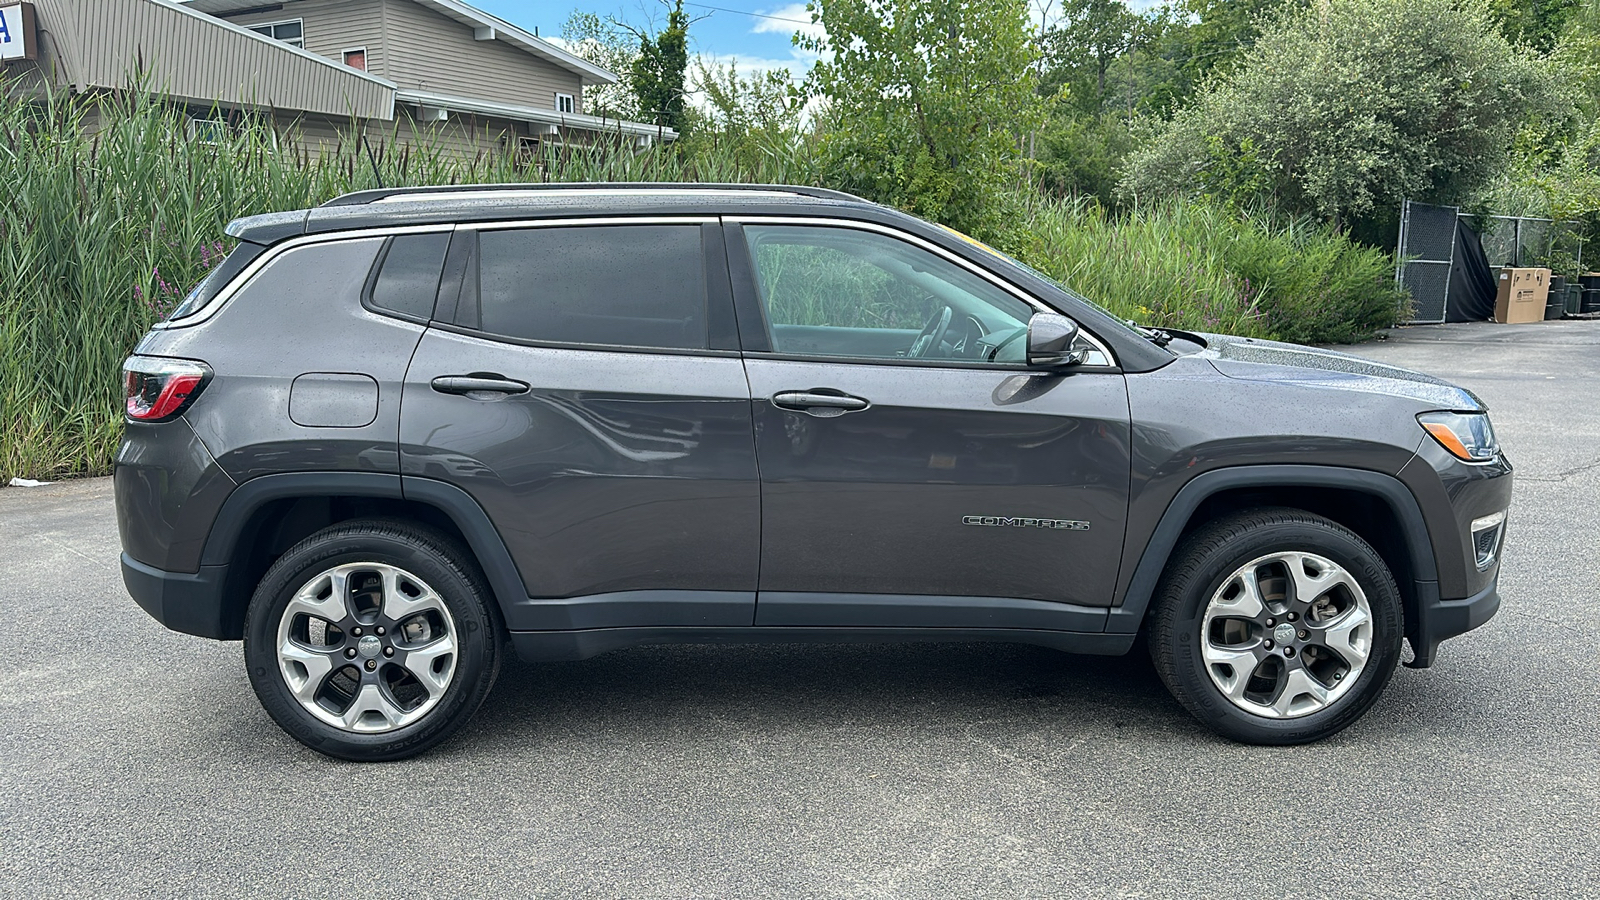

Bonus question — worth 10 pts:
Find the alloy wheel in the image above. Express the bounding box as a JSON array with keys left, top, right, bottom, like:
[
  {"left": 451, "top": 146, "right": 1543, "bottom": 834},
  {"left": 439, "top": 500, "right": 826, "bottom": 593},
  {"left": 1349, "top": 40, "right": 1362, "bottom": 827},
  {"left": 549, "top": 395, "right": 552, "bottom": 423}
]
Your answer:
[
  {"left": 274, "top": 562, "right": 458, "bottom": 733},
  {"left": 1199, "top": 551, "right": 1375, "bottom": 718}
]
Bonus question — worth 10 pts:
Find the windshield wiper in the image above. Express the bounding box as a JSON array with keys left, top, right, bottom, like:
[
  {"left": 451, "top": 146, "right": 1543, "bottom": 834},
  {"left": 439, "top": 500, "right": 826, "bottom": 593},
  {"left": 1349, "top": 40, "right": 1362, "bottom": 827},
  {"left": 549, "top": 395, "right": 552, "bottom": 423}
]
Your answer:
[{"left": 1131, "top": 322, "right": 1174, "bottom": 347}]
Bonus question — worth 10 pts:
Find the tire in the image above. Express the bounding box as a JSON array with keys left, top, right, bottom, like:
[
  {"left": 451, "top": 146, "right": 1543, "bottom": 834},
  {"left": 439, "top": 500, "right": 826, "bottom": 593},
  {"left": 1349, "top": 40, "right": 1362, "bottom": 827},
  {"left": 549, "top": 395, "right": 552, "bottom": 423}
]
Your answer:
[
  {"left": 243, "top": 519, "right": 502, "bottom": 761},
  {"left": 1148, "top": 508, "right": 1403, "bottom": 744}
]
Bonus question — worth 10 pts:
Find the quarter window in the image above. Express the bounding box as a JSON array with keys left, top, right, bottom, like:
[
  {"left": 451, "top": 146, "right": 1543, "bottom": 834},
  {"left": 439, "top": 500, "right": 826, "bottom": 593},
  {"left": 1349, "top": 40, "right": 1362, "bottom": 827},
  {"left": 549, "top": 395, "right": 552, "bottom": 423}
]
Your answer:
[
  {"left": 471, "top": 225, "right": 708, "bottom": 350},
  {"left": 742, "top": 225, "right": 1036, "bottom": 363},
  {"left": 369, "top": 232, "right": 451, "bottom": 321}
]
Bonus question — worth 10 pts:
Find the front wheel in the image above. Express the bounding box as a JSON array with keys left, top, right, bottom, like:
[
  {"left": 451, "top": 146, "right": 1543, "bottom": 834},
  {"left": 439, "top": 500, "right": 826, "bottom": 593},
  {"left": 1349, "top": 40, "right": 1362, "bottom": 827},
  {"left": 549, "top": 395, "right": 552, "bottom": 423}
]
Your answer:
[
  {"left": 243, "top": 520, "right": 501, "bottom": 761},
  {"left": 1149, "top": 508, "right": 1403, "bottom": 744}
]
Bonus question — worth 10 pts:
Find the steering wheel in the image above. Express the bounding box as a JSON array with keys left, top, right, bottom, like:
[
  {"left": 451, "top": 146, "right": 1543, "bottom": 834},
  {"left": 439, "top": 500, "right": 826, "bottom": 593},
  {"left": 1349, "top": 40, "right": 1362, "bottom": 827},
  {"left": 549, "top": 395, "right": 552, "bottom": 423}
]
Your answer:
[{"left": 908, "top": 304, "right": 953, "bottom": 359}]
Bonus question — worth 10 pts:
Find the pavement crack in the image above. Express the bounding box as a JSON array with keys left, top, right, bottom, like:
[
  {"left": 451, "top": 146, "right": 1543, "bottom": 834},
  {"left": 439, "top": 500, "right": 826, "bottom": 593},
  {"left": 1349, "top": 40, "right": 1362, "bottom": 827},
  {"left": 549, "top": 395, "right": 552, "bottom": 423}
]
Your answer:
[
  {"left": 35, "top": 532, "right": 110, "bottom": 568},
  {"left": 1518, "top": 455, "right": 1600, "bottom": 483}
]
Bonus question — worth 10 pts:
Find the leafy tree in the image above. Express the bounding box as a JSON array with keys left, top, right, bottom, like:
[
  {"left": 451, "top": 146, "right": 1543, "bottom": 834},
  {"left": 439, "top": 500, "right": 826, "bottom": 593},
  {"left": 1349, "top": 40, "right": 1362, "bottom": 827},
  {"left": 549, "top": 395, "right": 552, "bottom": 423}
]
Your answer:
[
  {"left": 681, "top": 62, "right": 813, "bottom": 173},
  {"left": 1487, "top": 0, "right": 1581, "bottom": 51},
  {"left": 559, "top": 11, "right": 640, "bottom": 119},
  {"left": 1122, "top": 0, "right": 1557, "bottom": 231},
  {"left": 1039, "top": 0, "right": 1142, "bottom": 115},
  {"left": 801, "top": 0, "right": 1044, "bottom": 239},
  {"left": 626, "top": 0, "right": 692, "bottom": 134}
]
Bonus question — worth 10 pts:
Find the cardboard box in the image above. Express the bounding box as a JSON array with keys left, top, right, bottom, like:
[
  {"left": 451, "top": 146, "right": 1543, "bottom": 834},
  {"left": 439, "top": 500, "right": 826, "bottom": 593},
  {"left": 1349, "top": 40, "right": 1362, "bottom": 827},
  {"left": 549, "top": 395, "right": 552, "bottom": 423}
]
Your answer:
[{"left": 1494, "top": 267, "right": 1549, "bottom": 323}]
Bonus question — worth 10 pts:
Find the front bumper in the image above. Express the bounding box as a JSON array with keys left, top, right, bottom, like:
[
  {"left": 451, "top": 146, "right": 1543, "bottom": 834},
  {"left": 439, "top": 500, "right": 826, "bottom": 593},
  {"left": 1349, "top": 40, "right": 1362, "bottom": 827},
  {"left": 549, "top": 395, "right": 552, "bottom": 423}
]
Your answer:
[
  {"left": 121, "top": 553, "right": 235, "bottom": 639},
  {"left": 1405, "top": 575, "right": 1500, "bottom": 668}
]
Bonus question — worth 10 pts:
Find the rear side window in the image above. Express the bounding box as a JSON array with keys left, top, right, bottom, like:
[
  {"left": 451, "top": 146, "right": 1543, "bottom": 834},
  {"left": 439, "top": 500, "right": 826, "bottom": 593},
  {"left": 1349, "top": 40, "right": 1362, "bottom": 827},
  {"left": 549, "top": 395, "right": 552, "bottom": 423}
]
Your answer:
[
  {"left": 167, "top": 241, "right": 265, "bottom": 321},
  {"left": 471, "top": 225, "right": 707, "bottom": 350},
  {"left": 369, "top": 232, "right": 451, "bottom": 320}
]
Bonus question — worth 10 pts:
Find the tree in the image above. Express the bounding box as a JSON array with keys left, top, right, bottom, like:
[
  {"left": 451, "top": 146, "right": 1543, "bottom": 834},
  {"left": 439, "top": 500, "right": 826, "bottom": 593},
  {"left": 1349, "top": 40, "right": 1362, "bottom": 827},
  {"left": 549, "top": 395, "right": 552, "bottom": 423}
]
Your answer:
[
  {"left": 628, "top": 0, "right": 691, "bottom": 134},
  {"left": 1039, "top": 0, "right": 1142, "bottom": 115},
  {"left": 1122, "top": 0, "right": 1557, "bottom": 230},
  {"left": 559, "top": 11, "right": 640, "bottom": 119},
  {"left": 801, "top": 0, "right": 1044, "bottom": 239}
]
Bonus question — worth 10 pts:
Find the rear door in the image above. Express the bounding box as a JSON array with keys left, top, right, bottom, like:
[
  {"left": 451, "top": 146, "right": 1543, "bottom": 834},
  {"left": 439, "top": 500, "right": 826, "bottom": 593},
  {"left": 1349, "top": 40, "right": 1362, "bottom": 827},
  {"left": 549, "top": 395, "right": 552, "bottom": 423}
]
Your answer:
[
  {"left": 399, "top": 220, "right": 759, "bottom": 629},
  {"left": 727, "top": 220, "right": 1132, "bottom": 628}
]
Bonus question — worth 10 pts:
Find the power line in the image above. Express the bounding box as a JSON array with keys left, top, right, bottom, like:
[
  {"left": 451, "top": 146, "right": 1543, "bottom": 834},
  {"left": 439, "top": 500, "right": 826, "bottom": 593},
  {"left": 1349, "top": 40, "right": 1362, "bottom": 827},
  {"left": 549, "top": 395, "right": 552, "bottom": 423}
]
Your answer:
[{"left": 681, "top": 2, "right": 814, "bottom": 26}]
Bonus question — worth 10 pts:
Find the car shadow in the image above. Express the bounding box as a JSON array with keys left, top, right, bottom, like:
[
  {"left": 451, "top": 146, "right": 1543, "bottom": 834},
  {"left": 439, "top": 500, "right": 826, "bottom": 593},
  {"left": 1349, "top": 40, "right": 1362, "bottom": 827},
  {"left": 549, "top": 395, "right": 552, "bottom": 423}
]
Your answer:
[{"left": 457, "top": 640, "right": 1196, "bottom": 751}]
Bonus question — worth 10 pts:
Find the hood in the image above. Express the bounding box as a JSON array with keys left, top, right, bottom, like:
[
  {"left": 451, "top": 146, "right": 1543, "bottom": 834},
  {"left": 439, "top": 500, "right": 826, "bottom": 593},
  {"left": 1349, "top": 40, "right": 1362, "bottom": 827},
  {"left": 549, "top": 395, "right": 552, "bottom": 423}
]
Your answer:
[{"left": 1196, "top": 333, "right": 1484, "bottom": 411}]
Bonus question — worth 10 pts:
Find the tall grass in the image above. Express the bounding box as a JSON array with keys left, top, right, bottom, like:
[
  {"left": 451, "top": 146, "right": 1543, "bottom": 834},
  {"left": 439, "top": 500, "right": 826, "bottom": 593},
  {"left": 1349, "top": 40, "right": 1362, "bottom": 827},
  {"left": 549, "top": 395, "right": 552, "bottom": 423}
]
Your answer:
[
  {"left": 1013, "top": 197, "right": 1405, "bottom": 343},
  {"left": 0, "top": 88, "right": 815, "bottom": 480},
  {"left": 0, "top": 87, "right": 1403, "bottom": 480}
]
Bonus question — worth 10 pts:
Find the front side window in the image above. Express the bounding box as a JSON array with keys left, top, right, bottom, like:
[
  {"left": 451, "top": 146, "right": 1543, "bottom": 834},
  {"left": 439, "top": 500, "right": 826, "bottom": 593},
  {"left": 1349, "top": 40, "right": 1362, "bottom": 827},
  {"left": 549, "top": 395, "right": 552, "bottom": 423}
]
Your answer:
[
  {"left": 743, "top": 225, "right": 1036, "bottom": 363},
  {"left": 470, "top": 225, "right": 707, "bottom": 350}
]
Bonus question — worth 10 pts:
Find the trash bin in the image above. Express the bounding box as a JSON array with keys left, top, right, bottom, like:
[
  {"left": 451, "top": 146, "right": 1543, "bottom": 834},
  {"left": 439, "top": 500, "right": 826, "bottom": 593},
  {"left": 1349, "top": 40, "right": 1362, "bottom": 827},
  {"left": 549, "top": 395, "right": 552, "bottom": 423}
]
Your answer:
[
  {"left": 1569, "top": 285, "right": 1585, "bottom": 315},
  {"left": 1584, "top": 289, "right": 1600, "bottom": 313},
  {"left": 1546, "top": 277, "right": 1566, "bottom": 320}
]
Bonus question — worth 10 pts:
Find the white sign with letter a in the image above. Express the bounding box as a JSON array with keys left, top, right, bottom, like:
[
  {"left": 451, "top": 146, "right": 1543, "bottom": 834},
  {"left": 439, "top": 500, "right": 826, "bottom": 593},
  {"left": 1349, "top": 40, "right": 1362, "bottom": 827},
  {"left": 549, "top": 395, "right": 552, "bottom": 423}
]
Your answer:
[{"left": 0, "top": 3, "right": 37, "bottom": 63}]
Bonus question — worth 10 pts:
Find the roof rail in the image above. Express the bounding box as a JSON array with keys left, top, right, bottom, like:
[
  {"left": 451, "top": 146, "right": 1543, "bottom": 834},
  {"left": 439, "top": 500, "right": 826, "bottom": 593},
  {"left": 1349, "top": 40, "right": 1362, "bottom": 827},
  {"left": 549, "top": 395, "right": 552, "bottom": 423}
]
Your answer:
[{"left": 318, "top": 182, "right": 872, "bottom": 207}]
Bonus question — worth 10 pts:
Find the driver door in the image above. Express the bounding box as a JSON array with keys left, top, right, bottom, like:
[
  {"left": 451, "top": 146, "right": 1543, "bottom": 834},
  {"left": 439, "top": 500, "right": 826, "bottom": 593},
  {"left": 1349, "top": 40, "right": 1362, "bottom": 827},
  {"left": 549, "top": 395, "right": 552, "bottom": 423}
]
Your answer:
[{"left": 729, "top": 221, "right": 1133, "bottom": 622}]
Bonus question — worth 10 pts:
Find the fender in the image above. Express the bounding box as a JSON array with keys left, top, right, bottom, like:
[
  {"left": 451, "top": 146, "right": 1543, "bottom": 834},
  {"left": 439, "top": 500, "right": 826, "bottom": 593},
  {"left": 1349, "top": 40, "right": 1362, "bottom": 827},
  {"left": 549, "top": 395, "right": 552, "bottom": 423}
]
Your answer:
[
  {"left": 198, "top": 471, "right": 527, "bottom": 613},
  {"left": 1104, "top": 464, "right": 1440, "bottom": 635}
]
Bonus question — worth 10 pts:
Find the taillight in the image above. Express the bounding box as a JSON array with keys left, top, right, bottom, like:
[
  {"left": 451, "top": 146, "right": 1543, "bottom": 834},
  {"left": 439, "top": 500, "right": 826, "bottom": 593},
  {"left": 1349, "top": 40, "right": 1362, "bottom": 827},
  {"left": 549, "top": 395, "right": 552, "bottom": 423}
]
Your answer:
[{"left": 123, "top": 356, "right": 212, "bottom": 422}]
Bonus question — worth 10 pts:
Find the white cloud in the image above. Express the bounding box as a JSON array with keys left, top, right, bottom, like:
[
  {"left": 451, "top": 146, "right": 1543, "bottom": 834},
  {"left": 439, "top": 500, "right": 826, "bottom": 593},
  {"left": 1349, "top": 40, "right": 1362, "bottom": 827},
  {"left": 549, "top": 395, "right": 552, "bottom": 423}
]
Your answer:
[{"left": 749, "top": 3, "right": 826, "bottom": 41}]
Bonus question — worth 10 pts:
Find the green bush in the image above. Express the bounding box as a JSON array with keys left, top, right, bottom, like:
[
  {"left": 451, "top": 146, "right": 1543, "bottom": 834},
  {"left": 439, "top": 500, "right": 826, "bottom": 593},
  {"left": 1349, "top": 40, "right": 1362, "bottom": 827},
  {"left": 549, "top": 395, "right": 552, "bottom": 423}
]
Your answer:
[
  {"left": 1220, "top": 213, "right": 1410, "bottom": 345},
  {"left": 1014, "top": 198, "right": 1405, "bottom": 343}
]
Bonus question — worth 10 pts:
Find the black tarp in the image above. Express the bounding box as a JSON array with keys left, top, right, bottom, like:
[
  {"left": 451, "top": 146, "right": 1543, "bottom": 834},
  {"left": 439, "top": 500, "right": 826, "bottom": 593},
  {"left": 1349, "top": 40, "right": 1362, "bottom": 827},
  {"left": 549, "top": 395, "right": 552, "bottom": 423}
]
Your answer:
[{"left": 1445, "top": 217, "right": 1498, "bottom": 322}]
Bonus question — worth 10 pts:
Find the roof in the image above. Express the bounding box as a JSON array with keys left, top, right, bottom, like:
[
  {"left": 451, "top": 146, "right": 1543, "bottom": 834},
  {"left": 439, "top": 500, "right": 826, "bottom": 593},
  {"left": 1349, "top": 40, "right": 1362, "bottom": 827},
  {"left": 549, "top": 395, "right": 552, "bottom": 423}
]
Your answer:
[
  {"left": 181, "top": 0, "right": 619, "bottom": 84},
  {"left": 397, "top": 89, "right": 677, "bottom": 141},
  {"left": 226, "top": 184, "right": 880, "bottom": 244},
  {"left": 35, "top": 0, "right": 394, "bottom": 119}
]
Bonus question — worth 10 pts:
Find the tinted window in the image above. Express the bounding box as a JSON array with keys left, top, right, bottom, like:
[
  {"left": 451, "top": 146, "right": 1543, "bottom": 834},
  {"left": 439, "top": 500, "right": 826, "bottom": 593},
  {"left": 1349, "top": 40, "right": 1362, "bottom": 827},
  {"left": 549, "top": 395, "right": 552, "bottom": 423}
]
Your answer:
[
  {"left": 744, "top": 225, "right": 1035, "bottom": 363},
  {"left": 474, "top": 225, "right": 707, "bottom": 350},
  {"left": 168, "top": 242, "right": 265, "bottom": 321},
  {"left": 370, "top": 232, "right": 450, "bottom": 320}
]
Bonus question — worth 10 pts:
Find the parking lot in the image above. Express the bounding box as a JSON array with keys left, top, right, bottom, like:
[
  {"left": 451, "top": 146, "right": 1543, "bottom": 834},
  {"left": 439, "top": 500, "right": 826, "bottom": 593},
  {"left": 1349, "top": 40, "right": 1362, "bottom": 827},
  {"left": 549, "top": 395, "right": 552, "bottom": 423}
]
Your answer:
[{"left": 1, "top": 320, "right": 1596, "bottom": 897}]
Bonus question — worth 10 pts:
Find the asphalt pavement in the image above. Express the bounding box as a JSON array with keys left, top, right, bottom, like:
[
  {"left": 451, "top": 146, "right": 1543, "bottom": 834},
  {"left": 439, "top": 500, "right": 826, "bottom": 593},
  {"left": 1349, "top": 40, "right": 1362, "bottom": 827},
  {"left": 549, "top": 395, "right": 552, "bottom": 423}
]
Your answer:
[{"left": 1, "top": 320, "right": 1596, "bottom": 897}]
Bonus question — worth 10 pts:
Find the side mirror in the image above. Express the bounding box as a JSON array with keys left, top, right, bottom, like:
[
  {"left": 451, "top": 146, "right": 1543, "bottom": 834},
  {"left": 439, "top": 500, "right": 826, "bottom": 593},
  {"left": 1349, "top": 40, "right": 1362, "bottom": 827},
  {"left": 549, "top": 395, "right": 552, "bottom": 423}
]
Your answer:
[{"left": 1026, "top": 312, "right": 1088, "bottom": 367}]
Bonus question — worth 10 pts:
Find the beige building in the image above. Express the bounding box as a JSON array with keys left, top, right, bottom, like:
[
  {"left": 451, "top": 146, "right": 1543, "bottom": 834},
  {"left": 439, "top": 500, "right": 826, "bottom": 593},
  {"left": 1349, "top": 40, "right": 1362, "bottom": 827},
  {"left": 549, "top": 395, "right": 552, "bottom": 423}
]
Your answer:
[{"left": 0, "top": 0, "right": 673, "bottom": 157}]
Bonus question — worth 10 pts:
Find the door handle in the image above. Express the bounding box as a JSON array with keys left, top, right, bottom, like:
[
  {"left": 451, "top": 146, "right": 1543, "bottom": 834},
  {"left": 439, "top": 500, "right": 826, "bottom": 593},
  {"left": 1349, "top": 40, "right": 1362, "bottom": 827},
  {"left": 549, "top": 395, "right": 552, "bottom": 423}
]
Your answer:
[
  {"left": 431, "top": 374, "right": 530, "bottom": 396},
  {"left": 771, "top": 390, "right": 870, "bottom": 413}
]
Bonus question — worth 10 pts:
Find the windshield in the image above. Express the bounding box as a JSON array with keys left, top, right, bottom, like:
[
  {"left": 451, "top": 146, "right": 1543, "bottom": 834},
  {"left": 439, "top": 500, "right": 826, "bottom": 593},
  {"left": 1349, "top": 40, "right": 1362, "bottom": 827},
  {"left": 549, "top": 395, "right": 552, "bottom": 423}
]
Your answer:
[{"left": 933, "top": 224, "right": 1151, "bottom": 340}]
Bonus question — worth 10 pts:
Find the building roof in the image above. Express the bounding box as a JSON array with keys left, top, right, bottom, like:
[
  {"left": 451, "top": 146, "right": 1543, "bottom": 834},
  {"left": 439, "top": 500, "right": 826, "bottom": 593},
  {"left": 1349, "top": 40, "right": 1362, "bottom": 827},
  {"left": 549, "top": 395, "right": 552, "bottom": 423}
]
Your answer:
[
  {"left": 398, "top": 88, "right": 677, "bottom": 141},
  {"left": 181, "top": 0, "right": 619, "bottom": 84},
  {"left": 33, "top": 0, "right": 394, "bottom": 119}
]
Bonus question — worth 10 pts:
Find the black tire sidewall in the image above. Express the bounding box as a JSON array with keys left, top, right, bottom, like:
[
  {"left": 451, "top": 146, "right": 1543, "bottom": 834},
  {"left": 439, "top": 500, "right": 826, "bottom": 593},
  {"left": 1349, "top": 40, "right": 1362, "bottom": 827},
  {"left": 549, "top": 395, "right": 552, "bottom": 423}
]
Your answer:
[
  {"left": 244, "top": 525, "right": 498, "bottom": 761},
  {"left": 1158, "top": 515, "right": 1403, "bottom": 744}
]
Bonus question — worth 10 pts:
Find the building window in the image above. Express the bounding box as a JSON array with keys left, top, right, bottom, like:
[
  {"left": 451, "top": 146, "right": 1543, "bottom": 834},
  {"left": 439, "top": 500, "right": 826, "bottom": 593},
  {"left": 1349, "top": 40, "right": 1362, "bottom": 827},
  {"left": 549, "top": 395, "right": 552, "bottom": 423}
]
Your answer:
[
  {"left": 555, "top": 93, "right": 575, "bottom": 114},
  {"left": 343, "top": 48, "right": 366, "bottom": 71},
  {"left": 187, "top": 117, "right": 230, "bottom": 145},
  {"left": 249, "top": 19, "right": 304, "bottom": 48}
]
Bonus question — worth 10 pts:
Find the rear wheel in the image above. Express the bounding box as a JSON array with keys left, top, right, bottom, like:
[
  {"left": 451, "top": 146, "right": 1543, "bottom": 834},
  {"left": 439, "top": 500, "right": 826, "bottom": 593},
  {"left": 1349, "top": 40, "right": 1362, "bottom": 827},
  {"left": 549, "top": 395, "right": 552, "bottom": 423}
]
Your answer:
[
  {"left": 243, "top": 520, "right": 501, "bottom": 761},
  {"left": 1149, "top": 508, "right": 1403, "bottom": 744}
]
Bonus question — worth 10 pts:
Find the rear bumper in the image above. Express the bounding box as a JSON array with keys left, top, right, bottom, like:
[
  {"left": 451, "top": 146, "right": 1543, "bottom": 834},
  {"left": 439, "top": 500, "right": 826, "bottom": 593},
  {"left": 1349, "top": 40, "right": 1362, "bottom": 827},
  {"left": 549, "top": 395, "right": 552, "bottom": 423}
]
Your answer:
[
  {"left": 1405, "top": 575, "right": 1500, "bottom": 668},
  {"left": 121, "top": 553, "right": 234, "bottom": 640}
]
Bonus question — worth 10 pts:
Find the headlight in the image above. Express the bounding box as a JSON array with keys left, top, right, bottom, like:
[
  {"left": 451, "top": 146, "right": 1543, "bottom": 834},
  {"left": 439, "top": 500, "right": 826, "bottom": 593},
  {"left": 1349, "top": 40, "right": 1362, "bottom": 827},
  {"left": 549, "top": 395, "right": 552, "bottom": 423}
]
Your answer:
[{"left": 1417, "top": 411, "right": 1499, "bottom": 463}]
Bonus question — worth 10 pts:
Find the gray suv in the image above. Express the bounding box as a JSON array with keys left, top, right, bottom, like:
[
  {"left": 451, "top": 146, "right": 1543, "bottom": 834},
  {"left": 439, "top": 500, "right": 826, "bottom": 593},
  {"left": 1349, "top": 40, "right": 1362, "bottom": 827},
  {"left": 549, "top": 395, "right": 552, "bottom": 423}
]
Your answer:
[{"left": 117, "top": 184, "right": 1512, "bottom": 760}]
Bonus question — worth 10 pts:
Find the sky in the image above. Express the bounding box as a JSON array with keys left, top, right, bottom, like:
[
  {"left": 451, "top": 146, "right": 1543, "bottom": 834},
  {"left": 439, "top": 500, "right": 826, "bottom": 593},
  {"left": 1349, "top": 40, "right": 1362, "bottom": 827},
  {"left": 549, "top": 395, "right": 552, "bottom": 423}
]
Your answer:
[
  {"left": 472, "top": 0, "right": 826, "bottom": 82},
  {"left": 469, "top": 0, "right": 1172, "bottom": 90}
]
